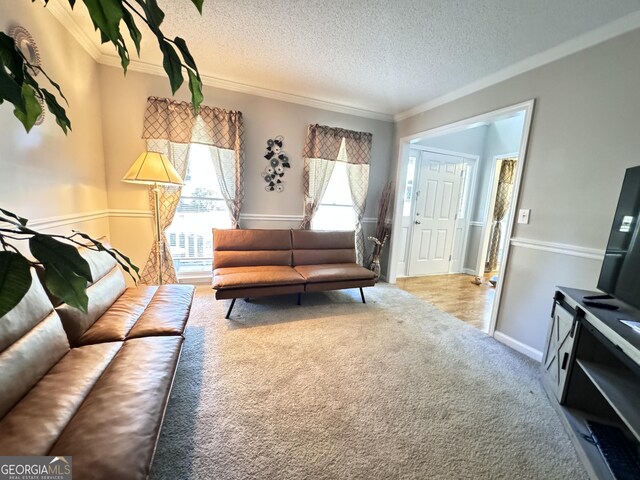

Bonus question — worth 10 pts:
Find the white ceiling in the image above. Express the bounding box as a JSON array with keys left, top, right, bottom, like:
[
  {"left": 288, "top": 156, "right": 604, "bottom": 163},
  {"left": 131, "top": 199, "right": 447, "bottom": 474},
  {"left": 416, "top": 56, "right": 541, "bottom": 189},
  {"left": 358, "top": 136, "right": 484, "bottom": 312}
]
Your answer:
[{"left": 52, "top": 0, "right": 640, "bottom": 119}]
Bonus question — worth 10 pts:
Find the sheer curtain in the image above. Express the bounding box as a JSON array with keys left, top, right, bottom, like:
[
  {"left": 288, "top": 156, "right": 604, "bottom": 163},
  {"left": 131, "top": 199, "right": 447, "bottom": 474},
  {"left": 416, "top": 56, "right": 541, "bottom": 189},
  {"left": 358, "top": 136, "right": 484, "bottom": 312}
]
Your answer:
[
  {"left": 192, "top": 107, "right": 245, "bottom": 228},
  {"left": 300, "top": 124, "right": 372, "bottom": 265},
  {"left": 300, "top": 125, "right": 342, "bottom": 229},
  {"left": 485, "top": 159, "right": 517, "bottom": 272},
  {"left": 344, "top": 132, "right": 372, "bottom": 265},
  {"left": 140, "top": 96, "right": 244, "bottom": 284}
]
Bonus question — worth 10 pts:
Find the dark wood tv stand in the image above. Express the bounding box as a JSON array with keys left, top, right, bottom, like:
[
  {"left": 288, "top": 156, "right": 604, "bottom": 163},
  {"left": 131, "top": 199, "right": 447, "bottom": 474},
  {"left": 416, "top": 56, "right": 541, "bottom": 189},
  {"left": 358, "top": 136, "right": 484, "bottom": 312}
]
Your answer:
[{"left": 542, "top": 287, "right": 640, "bottom": 479}]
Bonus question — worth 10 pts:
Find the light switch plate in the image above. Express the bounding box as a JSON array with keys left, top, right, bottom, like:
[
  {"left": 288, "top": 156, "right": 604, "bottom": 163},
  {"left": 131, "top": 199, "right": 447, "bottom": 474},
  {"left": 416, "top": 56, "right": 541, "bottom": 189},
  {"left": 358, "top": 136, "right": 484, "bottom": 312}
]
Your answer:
[{"left": 517, "top": 209, "right": 531, "bottom": 224}]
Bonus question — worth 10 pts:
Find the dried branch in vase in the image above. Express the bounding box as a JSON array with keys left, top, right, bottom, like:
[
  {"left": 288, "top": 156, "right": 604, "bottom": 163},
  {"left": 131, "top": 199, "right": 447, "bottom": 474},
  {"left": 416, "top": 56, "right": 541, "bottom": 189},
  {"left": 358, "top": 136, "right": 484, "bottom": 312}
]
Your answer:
[{"left": 366, "top": 181, "right": 394, "bottom": 268}]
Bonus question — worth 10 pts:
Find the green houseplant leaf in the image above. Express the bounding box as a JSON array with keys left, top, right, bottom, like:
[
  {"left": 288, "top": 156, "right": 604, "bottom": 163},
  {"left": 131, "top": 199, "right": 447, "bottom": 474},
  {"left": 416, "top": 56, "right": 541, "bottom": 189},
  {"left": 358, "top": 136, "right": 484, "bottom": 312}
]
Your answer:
[
  {"left": 0, "top": 209, "right": 140, "bottom": 316},
  {"left": 0, "top": 208, "right": 28, "bottom": 226},
  {"left": 41, "top": 89, "right": 72, "bottom": 133},
  {"left": 71, "top": 230, "right": 141, "bottom": 283},
  {"left": 158, "top": 39, "right": 184, "bottom": 94},
  {"left": 29, "top": 234, "right": 93, "bottom": 283},
  {"left": 190, "top": 0, "right": 204, "bottom": 14},
  {"left": 8, "top": 0, "right": 205, "bottom": 134},
  {"left": 42, "top": 263, "right": 90, "bottom": 313},
  {"left": 13, "top": 83, "right": 42, "bottom": 133},
  {"left": 121, "top": 8, "right": 142, "bottom": 56},
  {"left": 82, "top": 0, "right": 124, "bottom": 44},
  {"left": 0, "top": 251, "right": 32, "bottom": 318}
]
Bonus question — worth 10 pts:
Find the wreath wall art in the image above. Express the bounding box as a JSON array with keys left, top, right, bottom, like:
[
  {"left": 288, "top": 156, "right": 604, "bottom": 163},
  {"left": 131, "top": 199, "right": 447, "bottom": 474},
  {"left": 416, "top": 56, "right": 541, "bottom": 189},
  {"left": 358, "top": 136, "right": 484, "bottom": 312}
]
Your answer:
[{"left": 262, "top": 135, "right": 290, "bottom": 192}]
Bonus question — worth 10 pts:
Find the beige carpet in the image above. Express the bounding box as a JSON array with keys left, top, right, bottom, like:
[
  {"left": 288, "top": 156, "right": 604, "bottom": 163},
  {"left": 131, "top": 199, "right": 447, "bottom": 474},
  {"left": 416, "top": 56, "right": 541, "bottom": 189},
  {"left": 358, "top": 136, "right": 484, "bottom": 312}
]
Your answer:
[{"left": 150, "top": 283, "right": 586, "bottom": 480}]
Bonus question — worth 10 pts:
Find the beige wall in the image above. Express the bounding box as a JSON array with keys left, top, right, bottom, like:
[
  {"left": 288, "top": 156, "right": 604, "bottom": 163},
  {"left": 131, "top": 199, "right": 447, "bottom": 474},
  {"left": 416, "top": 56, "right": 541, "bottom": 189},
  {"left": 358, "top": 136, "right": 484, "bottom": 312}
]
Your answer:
[
  {"left": 0, "top": 1, "right": 109, "bottom": 238},
  {"left": 395, "top": 28, "right": 640, "bottom": 354},
  {"left": 99, "top": 65, "right": 394, "bottom": 271}
]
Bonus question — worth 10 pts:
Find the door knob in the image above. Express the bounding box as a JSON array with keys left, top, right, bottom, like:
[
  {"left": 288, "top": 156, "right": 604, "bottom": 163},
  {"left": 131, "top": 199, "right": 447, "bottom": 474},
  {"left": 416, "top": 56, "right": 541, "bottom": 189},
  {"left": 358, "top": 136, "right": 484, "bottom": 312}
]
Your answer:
[{"left": 414, "top": 220, "right": 421, "bottom": 225}]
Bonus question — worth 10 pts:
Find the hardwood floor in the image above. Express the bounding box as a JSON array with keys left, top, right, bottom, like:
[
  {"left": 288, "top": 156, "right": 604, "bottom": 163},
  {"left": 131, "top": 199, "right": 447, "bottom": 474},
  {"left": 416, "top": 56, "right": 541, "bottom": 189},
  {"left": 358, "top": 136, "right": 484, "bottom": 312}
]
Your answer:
[{"left": 396, "top": 272, "right": 496, "bottom": 332}]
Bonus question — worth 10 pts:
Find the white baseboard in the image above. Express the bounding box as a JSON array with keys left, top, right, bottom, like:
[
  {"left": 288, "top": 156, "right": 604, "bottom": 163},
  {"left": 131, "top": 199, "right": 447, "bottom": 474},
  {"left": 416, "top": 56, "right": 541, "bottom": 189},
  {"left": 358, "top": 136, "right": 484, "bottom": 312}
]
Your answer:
[
  {"left": 493, "top": 331, "right": 543, "bottom": 362},
  {"left": 462, "top": 268, "right": 476, "bottom": 275}
]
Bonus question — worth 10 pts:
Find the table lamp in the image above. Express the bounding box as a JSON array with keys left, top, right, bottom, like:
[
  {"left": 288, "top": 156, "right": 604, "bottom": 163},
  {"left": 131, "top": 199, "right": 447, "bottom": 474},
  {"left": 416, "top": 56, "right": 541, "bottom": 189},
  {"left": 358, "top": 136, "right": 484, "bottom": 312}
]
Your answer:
[{"left": 122, "top": 151, "right": 184, "bottom": 285}]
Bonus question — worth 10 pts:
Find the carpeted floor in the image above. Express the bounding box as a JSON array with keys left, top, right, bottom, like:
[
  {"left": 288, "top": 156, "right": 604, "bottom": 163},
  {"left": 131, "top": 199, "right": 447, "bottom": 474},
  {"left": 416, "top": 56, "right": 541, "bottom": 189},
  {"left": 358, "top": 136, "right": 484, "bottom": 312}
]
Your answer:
[{"left": 150, "top": 283, "right": 586, "bottom": 480}]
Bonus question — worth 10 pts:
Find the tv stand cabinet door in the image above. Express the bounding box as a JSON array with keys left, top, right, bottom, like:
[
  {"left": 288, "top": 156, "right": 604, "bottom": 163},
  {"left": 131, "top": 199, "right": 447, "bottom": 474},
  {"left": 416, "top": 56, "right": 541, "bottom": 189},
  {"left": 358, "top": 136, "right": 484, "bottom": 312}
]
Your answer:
[{"left": 543, "top": 301, "right": 578, "bottom": 403}]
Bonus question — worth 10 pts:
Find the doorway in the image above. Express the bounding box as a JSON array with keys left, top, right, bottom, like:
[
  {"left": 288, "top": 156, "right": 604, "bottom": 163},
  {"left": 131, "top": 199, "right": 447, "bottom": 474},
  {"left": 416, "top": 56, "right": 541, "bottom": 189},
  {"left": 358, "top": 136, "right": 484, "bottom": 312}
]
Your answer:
[
  {"left": 399, "top": 149, "right": 476, "bottom": 277},
  {"left": 389, "top": 100, "right": 535, "bottom": 335}
]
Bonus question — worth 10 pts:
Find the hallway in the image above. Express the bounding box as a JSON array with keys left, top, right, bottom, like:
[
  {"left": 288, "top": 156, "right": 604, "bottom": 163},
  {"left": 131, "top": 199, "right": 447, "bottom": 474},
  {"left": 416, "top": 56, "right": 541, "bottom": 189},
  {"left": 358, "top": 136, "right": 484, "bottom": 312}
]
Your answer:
[{"left": 396, "top": 273, "right": 496, "bottom": 332}]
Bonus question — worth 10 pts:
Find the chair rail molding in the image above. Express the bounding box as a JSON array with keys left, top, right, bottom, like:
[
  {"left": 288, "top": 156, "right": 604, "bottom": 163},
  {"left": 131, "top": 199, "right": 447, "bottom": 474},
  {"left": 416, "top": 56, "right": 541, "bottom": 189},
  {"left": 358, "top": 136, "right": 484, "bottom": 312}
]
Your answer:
[
  {"left": 28, "top": 209, "right": 111, "bottom": 230},
  {"left": 27, "top": 209, "right": 378, "bottom": 230},
  {"left": 510, "top": 237, "right": 605, "bottom": 261}
]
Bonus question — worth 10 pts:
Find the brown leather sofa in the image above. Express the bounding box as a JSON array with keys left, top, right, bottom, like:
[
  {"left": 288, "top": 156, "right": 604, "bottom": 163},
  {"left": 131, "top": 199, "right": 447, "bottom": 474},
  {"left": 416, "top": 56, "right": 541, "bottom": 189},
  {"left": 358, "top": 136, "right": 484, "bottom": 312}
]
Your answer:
[
  {"left": 0, "top": 244, "right": 195, "bottom": 480},
  {"left": 212, "top": 229, "right": 376, "bottom": 318}
]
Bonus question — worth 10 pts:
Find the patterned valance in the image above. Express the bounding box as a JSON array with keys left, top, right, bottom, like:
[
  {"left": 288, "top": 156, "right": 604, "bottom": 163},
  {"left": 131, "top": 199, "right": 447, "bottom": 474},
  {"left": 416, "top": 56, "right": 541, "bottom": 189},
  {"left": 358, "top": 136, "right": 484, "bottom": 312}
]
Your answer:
[
  {"left": 142, "top": 96, "right": 244, "bottom": 151},
  {"left": 142, "top": 97, "right": 196, "bottom": 144},
  {"left": 192, "top": 106, "right": 244, "bottom": 151},
  {"left": 303, "top": 124, "right": 372, "bottom": 165}
]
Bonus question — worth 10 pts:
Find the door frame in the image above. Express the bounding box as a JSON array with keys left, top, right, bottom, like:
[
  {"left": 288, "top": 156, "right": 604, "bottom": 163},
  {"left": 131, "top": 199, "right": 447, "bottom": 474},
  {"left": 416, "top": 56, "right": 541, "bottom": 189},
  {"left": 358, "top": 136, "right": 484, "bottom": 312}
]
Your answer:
[
  {"left": 400, "top": 145, "right": 478, "bottom": 277},
  {"left": 388, "top": 99, "right": 535, "bottom": 337},
  {"left": 475, "top": 152, "right": 519, "bottom": 277}
]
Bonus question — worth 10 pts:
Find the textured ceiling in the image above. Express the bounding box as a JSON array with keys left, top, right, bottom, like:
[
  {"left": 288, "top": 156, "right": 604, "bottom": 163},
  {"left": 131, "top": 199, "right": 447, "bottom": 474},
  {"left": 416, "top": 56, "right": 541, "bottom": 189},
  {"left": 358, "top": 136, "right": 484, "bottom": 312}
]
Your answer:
[{"left": 55, "top": 0, "right": 640, "bottom": 116}]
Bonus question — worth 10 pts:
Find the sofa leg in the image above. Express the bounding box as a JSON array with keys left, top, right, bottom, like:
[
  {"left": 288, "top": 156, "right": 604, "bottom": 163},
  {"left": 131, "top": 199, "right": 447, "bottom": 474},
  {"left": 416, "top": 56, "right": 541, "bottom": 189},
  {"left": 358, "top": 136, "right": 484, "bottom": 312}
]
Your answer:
[
  {"left": 359, "top": 287, "right": 366, "bottom": 304},
  {"left": 297, "top": 293, "right": 302, "bottom": 306},
  {"left": 225, "top": 298, "right": 236, "bottom": 319}
]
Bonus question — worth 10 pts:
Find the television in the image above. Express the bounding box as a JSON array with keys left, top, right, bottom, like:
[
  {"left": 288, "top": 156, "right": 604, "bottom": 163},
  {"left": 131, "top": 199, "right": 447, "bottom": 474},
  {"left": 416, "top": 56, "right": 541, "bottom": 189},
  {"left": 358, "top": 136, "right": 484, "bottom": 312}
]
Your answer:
[{"left": 597, "top": 165, "right": 640, "bottom": 310}]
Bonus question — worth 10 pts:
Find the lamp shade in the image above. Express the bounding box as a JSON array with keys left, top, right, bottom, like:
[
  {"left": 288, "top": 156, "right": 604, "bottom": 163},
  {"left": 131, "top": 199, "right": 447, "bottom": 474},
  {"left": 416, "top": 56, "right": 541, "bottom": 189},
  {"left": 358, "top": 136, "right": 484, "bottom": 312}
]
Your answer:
[{"left": 121, "top": 151, "right": 183, "bottom": 186}]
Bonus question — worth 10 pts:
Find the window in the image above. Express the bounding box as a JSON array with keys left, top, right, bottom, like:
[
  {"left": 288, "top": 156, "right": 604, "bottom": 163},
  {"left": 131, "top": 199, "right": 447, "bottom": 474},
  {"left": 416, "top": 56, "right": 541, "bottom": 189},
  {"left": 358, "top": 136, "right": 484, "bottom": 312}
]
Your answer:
[
  {"left": 402, "top": 155, "right": 417, "bottom": 217},
  {"left": 313, "top": 160, "right": 357, "bottom": 231},
  {"left": 166, "top": 144, "right": 232, "bottom": 275}
]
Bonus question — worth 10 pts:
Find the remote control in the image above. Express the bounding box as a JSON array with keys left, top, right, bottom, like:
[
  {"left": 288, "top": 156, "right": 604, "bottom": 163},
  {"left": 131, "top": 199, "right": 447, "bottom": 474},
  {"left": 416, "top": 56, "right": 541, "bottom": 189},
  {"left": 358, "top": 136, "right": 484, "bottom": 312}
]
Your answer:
[{"left": 583, "top": 300, "right": 619, "bottom": 310}]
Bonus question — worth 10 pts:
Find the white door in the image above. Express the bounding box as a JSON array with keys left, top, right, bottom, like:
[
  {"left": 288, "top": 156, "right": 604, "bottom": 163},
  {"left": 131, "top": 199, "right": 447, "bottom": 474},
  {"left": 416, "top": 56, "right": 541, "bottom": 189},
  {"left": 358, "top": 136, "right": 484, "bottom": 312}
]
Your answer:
[{"left": 408, "top": 152, "right": 464, "bottom": 276}]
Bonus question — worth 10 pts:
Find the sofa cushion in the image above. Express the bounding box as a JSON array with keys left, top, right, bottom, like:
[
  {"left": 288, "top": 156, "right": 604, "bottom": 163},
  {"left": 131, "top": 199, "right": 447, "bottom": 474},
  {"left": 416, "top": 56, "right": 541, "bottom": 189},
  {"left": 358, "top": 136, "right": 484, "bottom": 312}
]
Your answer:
[
  {"left": 48, "top": 336, "right": 183, "bottom": 480},
  {"left": 37, "top": 238, "right": 120, "bottom": 308},
  {"left": 291, "top": 230, "right": 356, "bottom": 265},
  {"left": 56, "top": 266, "right": 127, "bottom": 345},
  {"left": 291, "top": 230, "right": 356, "bottom": 249},
  {"left": 213, "top": 265, "right": 305, "bottom": 289},
  {"left": 214, "top": 250, "right": 292, "bottom": 269},
  {"left": 128, "top": 284, "right": 195, "bottom": 339},
  {"left": 213, "top": 229, "right": 292, "bottom": 269},
  {"left": 294, "top": 263, "right": 376, "bottom": 283},
  {"left": 0, "top": 341, "right": 121, "bottom": 455},
  {"left": 73, "top": 284, "right": 195, "bottom": 346},
  {"left": 0, "top": 270, "right": 70, "bottom": 419}
]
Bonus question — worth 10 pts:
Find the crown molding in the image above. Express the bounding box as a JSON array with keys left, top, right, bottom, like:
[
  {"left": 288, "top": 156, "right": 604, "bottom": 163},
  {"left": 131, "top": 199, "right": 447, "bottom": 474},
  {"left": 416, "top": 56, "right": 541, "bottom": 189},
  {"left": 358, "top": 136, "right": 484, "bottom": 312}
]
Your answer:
[
  {"left": 394, "top": 10, "right": 640, "bottom": 122},
  {"left": 44, "top": 0, "right": 393, "bottom": 122},
  {"left": 46, "top": 0, "right": 640, "bottom": 124},
  {"left": 45, "top": 0, "right": 101, "bottom": 61},
  {"left": 98, "top": 55, "right": 394, "bottom": 122}
]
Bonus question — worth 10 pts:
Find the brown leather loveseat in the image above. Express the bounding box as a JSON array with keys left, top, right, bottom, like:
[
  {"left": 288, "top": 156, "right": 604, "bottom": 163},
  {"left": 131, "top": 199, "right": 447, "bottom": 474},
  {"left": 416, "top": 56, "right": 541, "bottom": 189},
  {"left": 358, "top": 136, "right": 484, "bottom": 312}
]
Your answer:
[
  {"left": 0, "top": 244, "right": 195, "bottom": 479},
  {"left": 212, "top": 229, "right": 376, "bottom": 318}
]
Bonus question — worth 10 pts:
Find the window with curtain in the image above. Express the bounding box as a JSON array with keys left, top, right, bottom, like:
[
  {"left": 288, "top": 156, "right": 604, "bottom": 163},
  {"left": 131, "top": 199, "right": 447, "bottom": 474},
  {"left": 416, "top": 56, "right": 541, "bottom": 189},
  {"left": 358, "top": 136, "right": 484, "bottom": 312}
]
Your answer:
[
  {"left": 139, "top": 96, "right": 244, "bottom": 285},
  {"left": 301, "top": 124, "right": 372, "bottom": 264},
  {"left": 313, "top": 143, "right": 357, "bottom": 231},
  {"left": 166, "top": 144, "right": 232, "bottom": 275}
]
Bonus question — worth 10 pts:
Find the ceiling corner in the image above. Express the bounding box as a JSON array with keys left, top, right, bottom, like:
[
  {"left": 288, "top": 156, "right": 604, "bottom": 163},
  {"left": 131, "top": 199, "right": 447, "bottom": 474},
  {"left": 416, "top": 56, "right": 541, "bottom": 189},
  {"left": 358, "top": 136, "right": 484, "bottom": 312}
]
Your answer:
[{"left": 45, "top": 0, "right": 101, "bottom": 61}]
